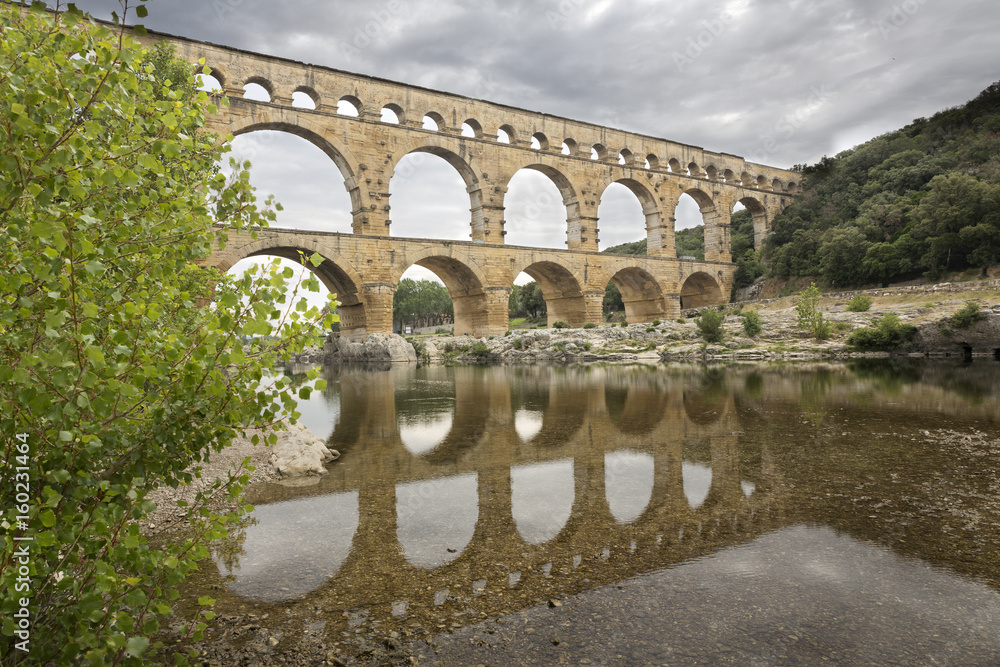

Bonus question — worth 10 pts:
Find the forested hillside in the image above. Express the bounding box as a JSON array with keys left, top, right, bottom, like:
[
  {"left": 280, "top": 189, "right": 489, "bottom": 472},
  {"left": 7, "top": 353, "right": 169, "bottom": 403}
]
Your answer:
[{"left": 763, "top": 81, "right": 1000, "bottom": 287}]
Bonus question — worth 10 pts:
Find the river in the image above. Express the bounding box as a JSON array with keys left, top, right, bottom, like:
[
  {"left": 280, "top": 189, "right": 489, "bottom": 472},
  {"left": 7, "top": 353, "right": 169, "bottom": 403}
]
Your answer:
[{"left": 184, "top": 360, "right": 1000, "bottom": 665}]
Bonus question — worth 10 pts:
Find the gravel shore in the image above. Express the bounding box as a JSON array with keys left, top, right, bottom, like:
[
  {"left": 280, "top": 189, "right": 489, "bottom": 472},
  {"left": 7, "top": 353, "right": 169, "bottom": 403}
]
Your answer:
[{"left": 140, "top": 428, "right": 280, "bottom": 537}]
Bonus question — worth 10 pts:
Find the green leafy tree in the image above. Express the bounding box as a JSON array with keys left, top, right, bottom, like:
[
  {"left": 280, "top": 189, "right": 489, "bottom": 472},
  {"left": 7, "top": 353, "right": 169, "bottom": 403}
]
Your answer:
[
  {"left": 392, "top": 278, "right": 453, "bottom": 330},
  {"left": 696, "top": 309, "right": 725, "bottom": 343},
  {"left": 0, "top": 6, "right": 332, "bottom": 665},
  {"left": 741, "top": 310, "right": 763, "bottom": 337},
  {"left": 520, "top": 281, "right": 547, "bottom": 318}
]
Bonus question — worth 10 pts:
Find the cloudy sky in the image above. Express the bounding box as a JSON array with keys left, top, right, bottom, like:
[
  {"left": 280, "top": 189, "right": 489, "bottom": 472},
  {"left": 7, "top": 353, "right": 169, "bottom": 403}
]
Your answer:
[{"left": 69, "top": 0, "right": 1000, "bottom": 289}]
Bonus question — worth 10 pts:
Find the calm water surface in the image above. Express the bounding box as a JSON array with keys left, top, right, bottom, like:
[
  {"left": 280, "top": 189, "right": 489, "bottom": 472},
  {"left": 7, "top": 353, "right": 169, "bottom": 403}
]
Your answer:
[{"left": 193, "top": 361, "right": 1000, "bottom": 665}]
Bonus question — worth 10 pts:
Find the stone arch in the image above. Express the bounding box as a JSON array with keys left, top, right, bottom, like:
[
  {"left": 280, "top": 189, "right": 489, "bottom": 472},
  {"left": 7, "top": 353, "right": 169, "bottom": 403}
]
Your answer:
[
  {"left": 786, "top": 180, "right": 798, "bottom": 193},
  {"left": 772, "top": 177, "right": 784, "bottom": 192},
  {"left": 735, "top": 195, "right": 769, "bottom": 251},
  {"left": 756, "top": 174, "right": 770, "bottom": 190},
  {"left": 462, "top": 118, "right": 483, "bottom": 138},
  {"left": 242, "top": 75, "right": 274, "bottom": 100},
  {"left": 618, "top": 148, "right": 634, "bottom": 166},
  {"left": 687, "top": 162, "right": 703, "bottom": 178},
  {"left": 337, "top": 94, "right": 362, "bottom": 116},
  {"left": 645, "top": 154, "right": 660, "bottom": 170},
  {"left": 591, "top": 143, "right": 608, "bottom": 161},
  {"left": 228, "top": 119, "right": 364, "bottom": 230},
  {"left": 530, "top": 132, "right": 549, "bottom": 150},
  {"left": 422, "top": 111, "right": 445, "bottom": 131},
  {"left": 723, "top": 168, "right": 737, "bottom": 183},
  {"left": 679, "top": 271, "right": 725, "bottom": 310},
  {"left": 740, "top": 171, "right": 753, "bottom": 186},
  {"left": 381, "top": 102, "right": 405, "bottom": 124},
  {"left": 601, "top": 178, "right": 668, "bottom": 256},
  {"left": 502, "top": 164, "right": 580, "bottom": 249},
  {"left": 389, "top": 143, "right": 484, "bottom": 240},
  {"left": 704, "top": 165, "right": 719, "bottom": 181},
  {"left": 517, "top": 260, "right": 587, "bottom": 328},
  {"left": 218, "top": 241, "right": 366, "bottom": 334},
  {"left": 679, "top": 187, "right": 728, "bottom": 262},
  {"left": 561, "top": 138, "right": 577, "bottom": 155},
  {"left": 293, "top": 85, "right": 320, "bottom": 106},
  {"left": 195, "top": 63, "right": 228, "bottom": 88},
  {"left": 396, "top": 252, "right": 490, "bottom": 337},
  {"left": 607, "top": 266, "right": 669, "bottom": 324},
  {"left": 668, "top": 158, "right": 682, "bottom": 173},
  {"left": 498, "top": 123, "right": 517, "bottom": 144}
]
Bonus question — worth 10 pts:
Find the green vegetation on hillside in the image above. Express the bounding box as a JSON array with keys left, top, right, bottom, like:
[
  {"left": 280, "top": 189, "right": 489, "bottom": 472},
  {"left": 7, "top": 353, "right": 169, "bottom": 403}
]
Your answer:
[{"left": 764, "top": 81, "right": 1000, "bottom": 287}]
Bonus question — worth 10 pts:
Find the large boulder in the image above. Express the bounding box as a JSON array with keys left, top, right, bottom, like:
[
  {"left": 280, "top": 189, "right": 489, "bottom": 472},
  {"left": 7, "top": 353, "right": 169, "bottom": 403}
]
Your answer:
[
  {"left": 325, "top": 333, "right": 417, "bottom": 363},
  {"left": 914, "top": 310, "right": 1000, "bottom": 354},
  {"left": 270, "top": 419, "right": 340, "bottom": 477}
]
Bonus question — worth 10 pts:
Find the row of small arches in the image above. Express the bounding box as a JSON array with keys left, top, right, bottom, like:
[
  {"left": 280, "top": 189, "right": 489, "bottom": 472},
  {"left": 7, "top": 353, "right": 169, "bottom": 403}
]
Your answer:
[{"left": 198, "top": 68, "right": 798, "bottom": 194}]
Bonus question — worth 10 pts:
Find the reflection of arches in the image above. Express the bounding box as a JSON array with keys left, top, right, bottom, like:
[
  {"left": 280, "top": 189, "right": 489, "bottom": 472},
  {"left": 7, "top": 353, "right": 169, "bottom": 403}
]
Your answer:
[
  {"left": 604, "top": 451, "right": 654, "bottom": 524},
  {"left": 680, "top": 271, "right": 724, "bottom": 310},
  {"left": 608, "top": 266, "right": 668, "bottom": 324},
  {"left": 518, "top": 260, "right": 586, "bottom": 328},
  {"left": 396, "top": 474, "right": 478, "bottom": 568},
  {"left": 511, "top": 459, "right": 574, "bottom": 544},
  {"left": 604, "top": 383, "right": 668, "bottom": 435},
  {"left": 217, "top": 491, "right": 360, "bottom": 602},
  {"left": 682, "top": 462, "right": 712, "bottom": 509}
]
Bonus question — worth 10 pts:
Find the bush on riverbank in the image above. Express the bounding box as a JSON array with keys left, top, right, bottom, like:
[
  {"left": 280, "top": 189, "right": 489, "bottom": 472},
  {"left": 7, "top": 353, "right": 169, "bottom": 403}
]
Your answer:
[
  {"left": 0, "top": 7, "right": 332, "bottom": 665},
  {"left": 848, "top": 313, "right": 918, "bottom": 350}
]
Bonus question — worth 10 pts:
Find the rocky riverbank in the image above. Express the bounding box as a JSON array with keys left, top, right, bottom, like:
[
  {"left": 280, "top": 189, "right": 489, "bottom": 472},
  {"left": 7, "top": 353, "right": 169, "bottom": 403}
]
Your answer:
[
  {"left": 141, "top": 419, "right": 338, "bottom": 537},
  {"left": 412, "top": 281, "right": 1000, "bottom": 364}
]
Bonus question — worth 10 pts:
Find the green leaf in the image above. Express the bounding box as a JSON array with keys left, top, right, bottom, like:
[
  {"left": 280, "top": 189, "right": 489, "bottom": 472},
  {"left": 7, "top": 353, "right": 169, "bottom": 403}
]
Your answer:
[
  {"left": 40, "top": 510, "right": 56, "bottom": 527},
  {"left": 135, "top": 4, "right": 148, "bottom": 17},
  {"left": 125, "top": 636, "right": 149, "bottom": 657}
]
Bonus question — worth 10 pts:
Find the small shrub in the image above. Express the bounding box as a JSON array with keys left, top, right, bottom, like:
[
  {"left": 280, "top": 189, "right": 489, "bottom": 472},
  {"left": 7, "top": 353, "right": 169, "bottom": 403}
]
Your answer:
[
  {"left": 583, "top": 322, "right": 597, "bottom": 329},
  {"left": 553, "top": 320, "right": 569, "bottom": 329},
  {"left": 796, "top": 283, "right": 822, "bottom": 329},
  {"left": 741, "top": 310, "right": 762, "bottom": 338},
  {"left": 504, "top": 330, "right": 512, "bottom": 336},
  {"left": 846, "top": 294, "right": 873, "bottom": 312},
  {"left": 513, "top": 338, "right": 523, "bottom": 350},
  {"left": 553, "top": 341, "right": 567, "bottom": 352},
  {"left": 435, "top": 327, "right": 450, "bottom": 334},
  {"left": 646, "top": 327, "right": 655, "bottom": 332},
  {"left": 950, "top": 300, "right": 985, "bottom": 328},
  {"left": 813, "top": 315, "right": 831, "bottom": 340},
  {"left": 460, "top": 344, "right": 470, "bottom": 352},
  {"left": 696, "top": 308, "right": 725, "bottom": 343},
  {"left": 676, "top": 317, "right": 686, "bottom": 324},
  {"left": 848, "top": 313, "right": 918, "bottom": 350},
  {"left": 620, "top": 321, "right": 628, "bottom": 327},
  {"left": 443, "top": 342, "right": 456, "bottom": 353},
  {"left": 832, "top": 321, "right": 853, "bottom": 334},
  {"left": 471, "top": 341, "right": 490, "bottom": 357},
  {"left": 583, "top": 342, "right": 592, "bottom": 351},
  {"left": 652, "top": 319, "right": 661, "bottom": 326}
]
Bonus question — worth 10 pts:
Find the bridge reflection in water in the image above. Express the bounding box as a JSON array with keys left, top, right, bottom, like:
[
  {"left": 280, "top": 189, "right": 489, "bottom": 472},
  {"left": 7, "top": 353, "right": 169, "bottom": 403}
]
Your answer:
[
  {"left": 190, "top": 361, "right": 1000, "bottom": 661},
  {"left": 209, "top": 365, "right": 779, "bottom": 626}
]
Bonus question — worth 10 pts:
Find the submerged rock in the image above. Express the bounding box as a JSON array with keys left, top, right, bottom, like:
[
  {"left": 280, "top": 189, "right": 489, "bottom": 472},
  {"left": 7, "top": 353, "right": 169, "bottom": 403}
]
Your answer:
[{"left": 270, "top": 419, "right": 339, "bottom": 478}]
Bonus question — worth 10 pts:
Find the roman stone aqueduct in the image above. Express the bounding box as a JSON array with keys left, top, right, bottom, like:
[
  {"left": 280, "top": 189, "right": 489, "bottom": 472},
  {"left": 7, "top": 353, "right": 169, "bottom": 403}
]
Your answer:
[{"left": 146, "top": 30, "right": 799, "bottom": 338}]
